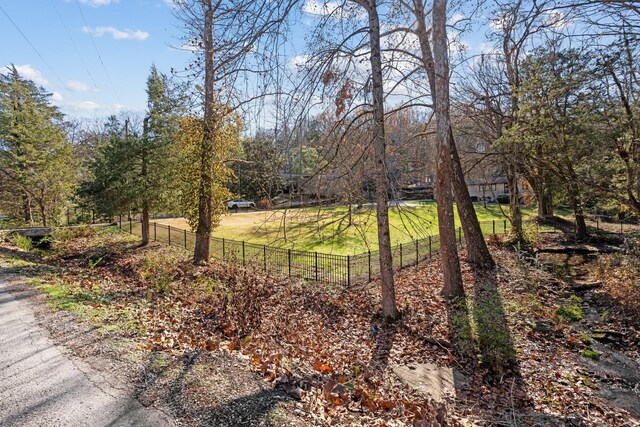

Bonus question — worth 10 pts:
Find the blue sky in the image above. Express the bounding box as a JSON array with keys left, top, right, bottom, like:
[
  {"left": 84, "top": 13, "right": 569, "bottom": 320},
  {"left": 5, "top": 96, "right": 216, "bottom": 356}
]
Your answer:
[
  {"left": 1, "top": 0, "right": 186, "bottom": 117},
  {"left": 0, "top": 0, "right": 517, "bottom": 121}
]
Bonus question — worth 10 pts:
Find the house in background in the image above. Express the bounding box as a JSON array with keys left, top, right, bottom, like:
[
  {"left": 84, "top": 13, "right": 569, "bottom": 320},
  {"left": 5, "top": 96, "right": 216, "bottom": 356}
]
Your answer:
[
  {"left": 466, "top": 176, "right": 533, "bottom": 204},
  {"left": 399, "top": 180, "right": 435, "bottom": 200}
]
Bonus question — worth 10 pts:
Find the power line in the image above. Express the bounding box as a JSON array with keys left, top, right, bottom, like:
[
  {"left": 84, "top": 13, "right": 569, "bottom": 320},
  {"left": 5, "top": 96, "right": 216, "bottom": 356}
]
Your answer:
[
  {"left": 49, "top": 0, "right": 99, "bottom": 91},
  {"left": 74, "top": 0, "right": 122, "bottom": 105},
  {"left": 0, "top": 4, "right": 66, "bottom": 87}
]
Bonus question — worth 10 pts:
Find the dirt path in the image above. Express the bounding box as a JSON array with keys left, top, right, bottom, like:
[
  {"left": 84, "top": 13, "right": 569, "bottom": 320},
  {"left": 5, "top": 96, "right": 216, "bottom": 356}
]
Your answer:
[{"left": 0, "top": 275, "right": 174, "bottom": 427}]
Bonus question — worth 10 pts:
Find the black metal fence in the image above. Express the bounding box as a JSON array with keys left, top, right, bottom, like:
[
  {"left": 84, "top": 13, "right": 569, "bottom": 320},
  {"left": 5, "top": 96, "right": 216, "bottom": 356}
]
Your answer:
[{"left": 117, "top": 214, "right": 637, "bottom": 287}]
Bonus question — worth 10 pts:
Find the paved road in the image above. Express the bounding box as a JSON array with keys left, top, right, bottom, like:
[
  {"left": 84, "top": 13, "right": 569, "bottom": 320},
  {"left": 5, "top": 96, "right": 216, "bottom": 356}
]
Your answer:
[{"left": 0, "top": 277, "right": 174, "bottom": 427}]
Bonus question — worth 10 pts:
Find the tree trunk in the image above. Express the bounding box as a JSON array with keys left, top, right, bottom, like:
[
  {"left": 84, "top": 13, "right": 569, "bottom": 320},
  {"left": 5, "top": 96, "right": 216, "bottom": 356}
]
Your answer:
[
  {"left": 507, "top": 153, "right": 524, "bottom": 243},
  {"left": 433, "top": 0, "right": 464, "bottom": 299},
  {"left": 39, "top": 201, "right": 47, "bottom": 227},
  {"left": 366, "top": 0, "right": 398, "bottom": 320},
  {"left": 141, "top": 203, "right": 150, "bottom": 245},
  {"left": 22, "top": 193, "right": 33, "bottom": 225},
  {"left": 544, "top": 191, "right": 554, "bottom": 217},
  {"left": 141, "top": 117, "right": 150, "bottom": 246},
  {"left": 194, "top": 0, "right": 215, "bottom": 263},
  {"left": 450, "top": 137, "right": 495, "bottom": 268},
  {"left": 567, "top": 178, "right": 588, "bottom": 240},
  {"left": 414, "top": 6, "right": 493, "bottom": 269}
]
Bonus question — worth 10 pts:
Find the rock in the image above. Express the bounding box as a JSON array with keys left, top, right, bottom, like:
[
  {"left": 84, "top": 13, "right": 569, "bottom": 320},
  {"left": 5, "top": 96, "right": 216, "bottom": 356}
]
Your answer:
[
  {"left": 393, "top": 363, "right": 464, "bottom": 402},
  {"left": 571, "top": 281, "right": 602, "bottom": 292},
  {"left": 591, "top": 329, "right": 623, "bottom": 344},
  {"left": 283, "top": 383, "right": 303, "bottom": 400}
]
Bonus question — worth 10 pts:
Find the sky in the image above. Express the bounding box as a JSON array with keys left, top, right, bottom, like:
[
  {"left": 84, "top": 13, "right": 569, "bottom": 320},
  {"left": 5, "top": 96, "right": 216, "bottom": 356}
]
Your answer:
[
  {"left": 0, "top": 0, "right": 513, "bottom": 121},
  {"left": 0, "top": 0, "right": 187, "bottom": 118}
]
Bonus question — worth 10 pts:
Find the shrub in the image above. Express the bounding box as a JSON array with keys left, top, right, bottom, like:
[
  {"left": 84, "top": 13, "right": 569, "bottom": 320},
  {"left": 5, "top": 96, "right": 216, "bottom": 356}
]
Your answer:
[
  {"left": 580, "top": 349, "right": 601, "bottom": 360},
  {"left": 51, "top": 225, "right": 96, "bottom": 242},
  {"left": 13, "top": 234, "right": 33, "bottom": 252},
  {"left": 556, "top": 304, "right": 584, "bottom": 322}
]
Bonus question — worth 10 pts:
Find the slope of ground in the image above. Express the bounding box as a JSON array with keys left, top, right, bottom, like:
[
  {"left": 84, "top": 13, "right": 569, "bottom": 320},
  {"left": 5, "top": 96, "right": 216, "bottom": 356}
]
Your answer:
[{"left": 0, "top": 225, "right": 638, "bottom": 426}]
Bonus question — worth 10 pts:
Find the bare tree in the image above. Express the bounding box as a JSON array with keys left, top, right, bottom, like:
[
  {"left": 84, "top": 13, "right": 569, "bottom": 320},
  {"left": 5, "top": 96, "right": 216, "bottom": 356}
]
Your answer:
[
  {"left": 404, "top": 0, "right": 495, "bottom": 268},
  {"left": 172, "top": 0, "right": 295, "bottom": 262},
  {"left": 432, "top": 0, "right": 464, "bottom": 297},
  {"left": 362, "top": 0, "right": 399, "bottom": 318}
]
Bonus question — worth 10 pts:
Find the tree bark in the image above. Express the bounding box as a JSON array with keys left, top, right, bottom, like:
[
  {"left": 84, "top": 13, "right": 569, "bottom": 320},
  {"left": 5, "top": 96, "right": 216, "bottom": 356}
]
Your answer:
[
  {"left": 194, "top": 0, "right": 214, "bottom": 263},
  {"left": 414, "top": 4, "right": 494, "bottom": 269},
  {"left": 365, "top": 0, "right": 398, "bottom": 319},
  {"left": 450, "top": 137, "right": 495, "bottom": 268},
  {"left": 39, "top": 201, "right": 47, "bottom": 227},
  {"left": 569, "top": 185, "right": 588, "bottom": 240},
  {"left": 22, "top": 193, "right": 32, "bottom": 225},
  {"left": 566, "top": 166, "right": 588, "bottom": 240},
  {"left": 507, "top": 158, "right": 523, "bottom": 242},
  {"left": 433, "top": 0, "right": 464, "bottom": 299},
  {"left": 502, "top": 17, "right": 525, "bottom": 243},
  {"left": 141, "top": 117, "right": 150, "bottom": 246}
]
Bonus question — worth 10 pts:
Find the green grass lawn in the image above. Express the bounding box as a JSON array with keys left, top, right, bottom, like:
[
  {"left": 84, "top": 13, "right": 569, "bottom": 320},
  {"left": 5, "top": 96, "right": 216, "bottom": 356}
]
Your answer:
[{"left": 193, "top": 202, "right": 568, "bottom": 255}]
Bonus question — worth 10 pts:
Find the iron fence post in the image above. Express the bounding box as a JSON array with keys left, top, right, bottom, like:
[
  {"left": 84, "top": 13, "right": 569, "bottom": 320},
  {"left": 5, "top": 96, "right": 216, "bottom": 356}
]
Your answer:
[
  {"left": 400, "top": 243, "right": 403, "bottom": 268},
  {"left": 222, "top": 238, "right": 226, "bottom": 258},
  {"left": 347, "top": 255, "right": 351, "bottom": 287},
  {"left": 368, "top": 250, "right": 371, "bottom": 282},
  {"left": 493, "top": 219, "right": 496, "bottom": 235},
  {"left": 242, "top": 241, "right": 246, "bottom": 266},
  {"left": 154, "top": 222, "right": 157, "bottom": 241},
  {"left": 315, "top": 252, "right": 318, "bottom": 281},
  {"left": 504, "top": 219, "right": 507, "bottom": 234},
  {"left": 119, "top": 215, "right": 122, "bottom": 230},
  {"left": 288, "top": 249, "right": 292, "bottom": 276},
  {"left": 129, "top": 218, "right": 132, "bottom": 234},
  {"left": 415, "top": 240, "right": 419, "bottom": 264},
  {"left": 263, "top": 245, "right": 267, "bottom": 270},
  {"left": 429, "top": 235, "right": 432, "bottom": 257},
  {"left": 168, "top": 225, "right": 171, "bottom": 245},
  {"left": 184, "top": 229, "right": 187, "bottom": 249}
]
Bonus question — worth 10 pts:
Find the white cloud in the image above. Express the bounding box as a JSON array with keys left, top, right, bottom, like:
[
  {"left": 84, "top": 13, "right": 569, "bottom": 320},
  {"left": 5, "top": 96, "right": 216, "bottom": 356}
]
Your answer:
[
  {"left": 3, "top": 64, "right": 49, "bottom": 86},
  {"left": 448, "top": 12, "right": 466, "bottom": 25},
  {"left": 176, "top": 42, "right": 203, "bottom": 52},
  {"left": 489, "top": 14, "right": 506, "bottom": 31},
  {"left": 79, "top": 0, "right": 115, "bottom": 6},
  {"left": 82, "top": 26, "right": 149, "bottom": 41},
  {"left": 301, "top": 0, "right": 365, "bottom": 19},
  {"left": 51, "top": 91, "right": 64, "bottom": 102},
  {"left": 479, "top": 42, "right": 499, "bottom": 55},
  {"left": 65, "top": 80, "right": 91, "bottom": 93},
  {"left": 302, "top": 0, "right": 340, "bottom": 16},
  {"left": 544, "top": 10, "right": 571, "bottom": 29},
  {"left": 60, "top": 100, "right": 128, "bottom": 115},
  {"left": 288, "top": 54, "right": 310, "bottom": 72}
]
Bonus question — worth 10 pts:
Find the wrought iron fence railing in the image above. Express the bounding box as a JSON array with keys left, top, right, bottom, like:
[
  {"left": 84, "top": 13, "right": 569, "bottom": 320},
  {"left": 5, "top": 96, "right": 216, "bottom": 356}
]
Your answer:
[{"left": 117, "top": 214, "right": 637, "bottom": 286}]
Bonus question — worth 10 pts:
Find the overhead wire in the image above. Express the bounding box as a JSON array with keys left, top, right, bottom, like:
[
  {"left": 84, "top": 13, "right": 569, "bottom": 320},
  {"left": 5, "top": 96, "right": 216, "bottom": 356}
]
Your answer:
[
  {"left": 0, "top": 4, "right": 67, "bottom": 87},
  {"left": 74, "top": 0, "right": 122, "bottom": 105},
  {"left": 49, "top": 0, "right": 99, "bottom": 91}
]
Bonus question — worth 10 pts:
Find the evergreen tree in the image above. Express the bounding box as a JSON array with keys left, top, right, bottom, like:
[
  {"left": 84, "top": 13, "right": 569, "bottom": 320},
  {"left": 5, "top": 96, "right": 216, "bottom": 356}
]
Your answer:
[
  {"left": 0, "top": 66, "right": 76, "bottom": 226},
  {"left": 90, "top": 66, "right": 180, "bottom": 243}
]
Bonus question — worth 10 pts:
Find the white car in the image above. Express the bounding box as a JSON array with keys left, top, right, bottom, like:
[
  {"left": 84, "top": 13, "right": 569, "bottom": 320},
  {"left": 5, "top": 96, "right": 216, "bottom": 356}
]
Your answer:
[{"left": 226, "top": 199, "right": 256, "bottom": 209}]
